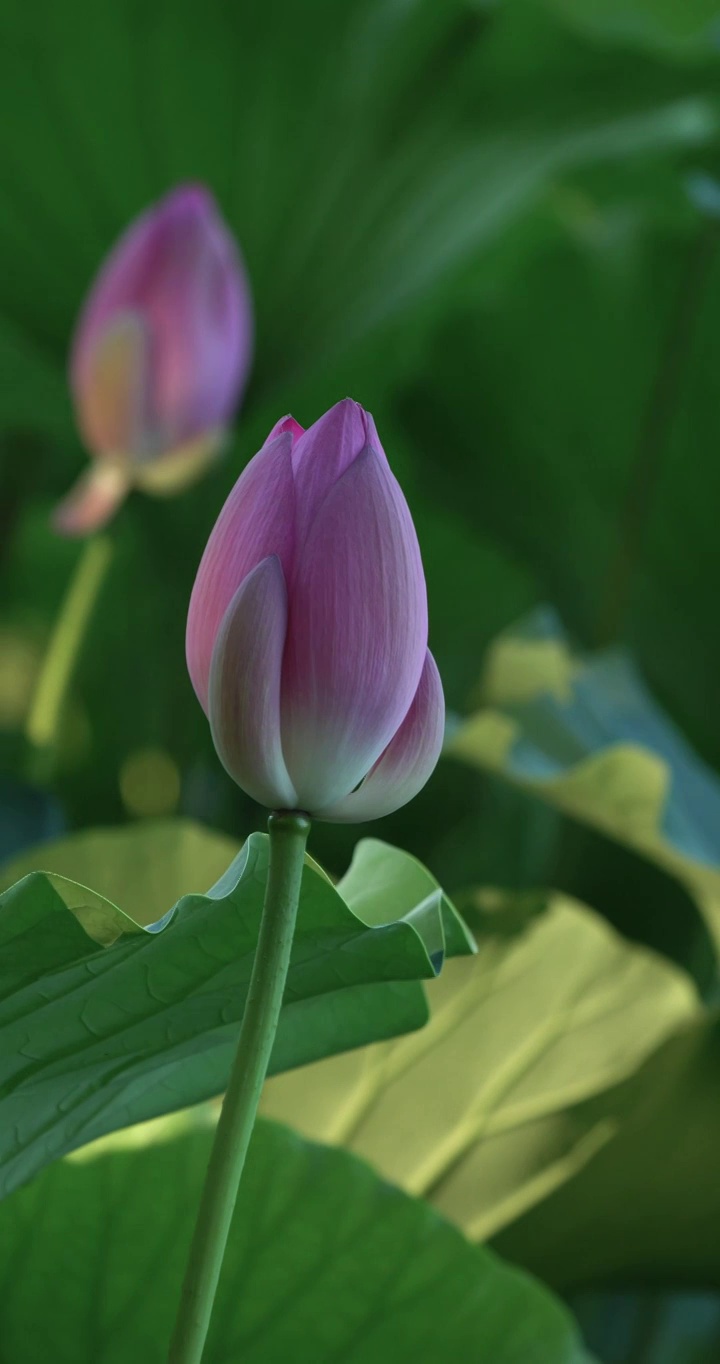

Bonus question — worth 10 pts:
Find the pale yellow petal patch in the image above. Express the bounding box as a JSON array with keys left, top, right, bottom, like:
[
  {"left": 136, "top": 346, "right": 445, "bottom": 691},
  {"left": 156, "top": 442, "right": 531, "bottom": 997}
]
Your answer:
[
  {"left": 78, "top": 312, "right": 147, "bottom": 457},
  {"left": 133, "top": 428, "right": 225, "bottom": 496}
]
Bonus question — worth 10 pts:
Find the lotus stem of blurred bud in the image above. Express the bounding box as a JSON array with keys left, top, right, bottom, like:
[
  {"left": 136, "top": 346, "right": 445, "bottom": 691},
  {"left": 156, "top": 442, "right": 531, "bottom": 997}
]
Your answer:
[{"left": 25, "top": 535, "right": 113, "bottom": 781}]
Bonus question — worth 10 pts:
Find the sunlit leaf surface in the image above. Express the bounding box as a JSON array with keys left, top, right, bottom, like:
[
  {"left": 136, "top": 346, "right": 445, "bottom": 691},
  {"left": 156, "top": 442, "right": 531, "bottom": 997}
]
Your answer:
[
  {"left": 449, "top": 609, "right": 720, "bottom": 957},
  {"left": 263, "top": 883, "right": 697, "bottom": 1241}
]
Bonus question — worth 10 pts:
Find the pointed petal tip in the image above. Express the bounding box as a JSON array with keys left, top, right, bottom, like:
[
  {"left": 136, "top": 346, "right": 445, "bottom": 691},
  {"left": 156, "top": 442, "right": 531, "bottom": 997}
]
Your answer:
[
  {"left": 290, "top": 397, "right": 386, "bottom": 543},
  {"left": 165, "top": 181, "right": 214, "bottom": 209},
  {"left": 334, "top": 398, "right": 382, "bottom": 451},
  {"left": 153, "top": 183, "right": 222, "bottom": 232},
  {"left": 298, "top": 397, "right": 368, "bottom": 448},
  {"left": 265, "top": 414, "right": 304, "bottom": 445},
  {"left": 325, "top": 396, "right": 370, "bottom": 438}
]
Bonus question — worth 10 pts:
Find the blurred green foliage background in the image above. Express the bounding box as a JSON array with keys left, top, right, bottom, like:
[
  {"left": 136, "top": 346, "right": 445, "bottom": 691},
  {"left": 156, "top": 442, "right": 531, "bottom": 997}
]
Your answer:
[{"left": 2, "top": 1, "right": 720, "bottom": 1359}]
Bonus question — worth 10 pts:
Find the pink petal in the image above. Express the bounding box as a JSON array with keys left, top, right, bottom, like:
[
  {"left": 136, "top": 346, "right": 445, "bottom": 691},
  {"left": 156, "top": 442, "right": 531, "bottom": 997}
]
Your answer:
[
  {"left": 52, "top": 462, "right": 131, "bottom": 537},
  {"left": 265, "top": 414, "right": 304, "bottom": 445},
  {"left": 186, "top": 431, "right": 296, "bottom": 713},
  {"left": 72, "top": 216, "right": 159, "bottom": 382},
  {"left": 290, "top": 399, "right": 382, "bottom": 546},
  {"left": 316, "top": 652, "right": 445, "bottom": 822},
  {"left": 281, "top": 446, "right": 428, "bottom": 810},
  {"left": 73, "top": 312, "right": 148, "bottom": 457},
  {"left": 144, "top": 191, "right": 252, "bottom": 448},
  {"left": 208, "top": 556, "right": 297, "bottom": 811}
]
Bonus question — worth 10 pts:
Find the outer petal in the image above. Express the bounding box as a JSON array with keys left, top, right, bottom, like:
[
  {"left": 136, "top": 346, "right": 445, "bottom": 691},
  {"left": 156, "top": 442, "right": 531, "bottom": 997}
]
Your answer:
[
  {"left": 52, "top": 462, "right": 131, "bottom": 537},
  {"left": 316, "top": 652, "right": 445, "bottom": 822},
  {"left": 208, "top": 556, "right": 297, "bottom": 810},
  {"left": 186, "top": 432, "right": 296, "bottom": 712},
  {"left": 144, "top": 188, "right": 252, "bottom": 448},
  {"left": 71, "top": 209, "right": 163, "bottom": 378},
  {"left": 290, "top": 399, "right": 380, "bottom": 546},
  {"left": 281, "top": 446, "right": 428, "bottom": 810}
]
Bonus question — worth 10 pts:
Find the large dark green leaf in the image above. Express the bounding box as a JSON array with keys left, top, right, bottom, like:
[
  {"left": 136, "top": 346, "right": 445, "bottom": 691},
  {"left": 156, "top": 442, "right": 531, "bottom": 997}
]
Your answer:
[
  {"left": 0, "top": 820, "right": 472, "bottom": 1199},
  {"left": 0, "top": 1117, "right": 595, "bottom": 1363}
]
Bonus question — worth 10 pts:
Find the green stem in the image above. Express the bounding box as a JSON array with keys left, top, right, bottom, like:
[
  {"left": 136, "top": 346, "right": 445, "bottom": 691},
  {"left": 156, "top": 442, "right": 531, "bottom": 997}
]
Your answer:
[
  {"left": 25, "top": 534, "right": 113, "bottom": 776},
  {"left": 167, "top": 811, "right": 311, "bottom": 1364}
]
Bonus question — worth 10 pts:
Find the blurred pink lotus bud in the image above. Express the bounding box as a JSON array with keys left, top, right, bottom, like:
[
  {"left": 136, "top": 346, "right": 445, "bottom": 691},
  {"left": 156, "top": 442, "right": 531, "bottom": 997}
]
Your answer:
[
  {"left": 186, "top": 399, "right": 444, "bottom": 822},
  {"left": 54, "top": 183, "right": 252, "bottom": 536}
]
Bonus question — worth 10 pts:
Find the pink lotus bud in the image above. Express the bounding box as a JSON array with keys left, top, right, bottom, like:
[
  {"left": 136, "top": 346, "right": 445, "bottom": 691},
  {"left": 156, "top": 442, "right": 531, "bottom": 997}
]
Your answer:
[
  {"left": 54, "top": 184, "right": 252, "bottom": 536},
  {"left": 186, "top": 399, "right": 444, "bottom": 821}
]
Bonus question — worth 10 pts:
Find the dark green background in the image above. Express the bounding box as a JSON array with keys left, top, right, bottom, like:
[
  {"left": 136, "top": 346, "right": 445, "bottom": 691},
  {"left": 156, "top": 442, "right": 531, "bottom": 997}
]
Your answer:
[{"left": 2, "top": 3, "right": 720, "bottom": 1359}]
